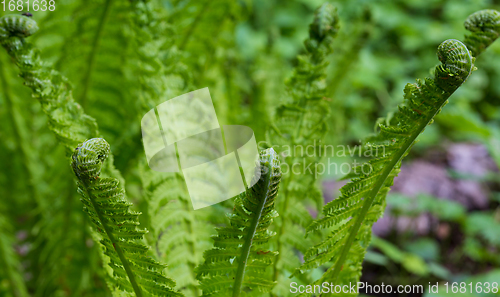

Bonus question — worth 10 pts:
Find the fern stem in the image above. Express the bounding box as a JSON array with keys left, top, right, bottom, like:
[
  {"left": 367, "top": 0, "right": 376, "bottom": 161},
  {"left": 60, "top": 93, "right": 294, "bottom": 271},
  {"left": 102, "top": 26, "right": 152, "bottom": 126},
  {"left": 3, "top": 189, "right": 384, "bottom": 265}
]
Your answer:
[
  {"left": 232, "top": 162, "right": 273, "bottom": 297},
  {"left": 328, "top": 96, "right": 452, "bottom": 283},
  {"left": 80, "top": 0, "right": 114, "bottom": 108},
  {"left": 79, "top": 179, "right": 144, "bottom": 297}
]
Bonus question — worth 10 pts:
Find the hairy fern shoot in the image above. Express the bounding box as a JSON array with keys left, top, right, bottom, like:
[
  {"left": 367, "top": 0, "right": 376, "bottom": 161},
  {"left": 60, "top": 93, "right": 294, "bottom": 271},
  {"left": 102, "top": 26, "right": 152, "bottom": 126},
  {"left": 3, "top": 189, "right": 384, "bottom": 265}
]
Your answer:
[
  {"left": 71, "top": 138, "right": 182, "bottom": 297},
  {"left": 296, "top": 39, "right": 474, "bottom": 291},
  {"left": 196, "top": 148, "right": 282, "bottom": 296}
]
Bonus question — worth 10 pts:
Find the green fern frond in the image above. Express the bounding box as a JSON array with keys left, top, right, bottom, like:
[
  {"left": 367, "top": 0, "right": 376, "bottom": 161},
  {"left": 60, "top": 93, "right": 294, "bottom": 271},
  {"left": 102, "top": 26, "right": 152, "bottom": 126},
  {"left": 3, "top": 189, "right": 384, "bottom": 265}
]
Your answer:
[
  {"left": 196, "top": 148, "right": 282, "bottom": 296},
  {"left": 295, "top": 11, "right": 500, "bottom": 290},
  {"left": 463, "top": 9, "right": 500, "bottom": 57},
  {"left": 264, "top": 2, "right": 339, "bottom": 288},
  {"left": 0, "top": 14, "right": 98, "bottom": 154},
  {"left": 71, "top": 138, "right": 182, "bottom": 297},
  {"left": 128, "top": 2, "right": 216, "bottom": 295}
]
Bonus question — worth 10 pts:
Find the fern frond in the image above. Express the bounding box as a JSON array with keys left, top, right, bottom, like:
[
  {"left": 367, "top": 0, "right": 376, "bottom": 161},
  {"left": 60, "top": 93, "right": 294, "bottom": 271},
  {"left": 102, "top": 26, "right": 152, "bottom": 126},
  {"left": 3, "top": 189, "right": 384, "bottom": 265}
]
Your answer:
[
  {"left": 127, "top": 2, "right": 219, "bottom": 296},
  {"left": 0, "top": 14, "right": 98, "bottom": 153},
  {"left": 196, "top": 148, "right": 282, "bottom": 296},
  {"left": 265, "top": 2, "right": 339, "bottom": 286},
  {"left": 295, "top": 14, "right": 500, "bottom": 289},
  {"left": 463, "top": 9, "right": 500, "bottom": 57},
  {"left": 71, "top": 138, "right": 182, "bottom": 297}
]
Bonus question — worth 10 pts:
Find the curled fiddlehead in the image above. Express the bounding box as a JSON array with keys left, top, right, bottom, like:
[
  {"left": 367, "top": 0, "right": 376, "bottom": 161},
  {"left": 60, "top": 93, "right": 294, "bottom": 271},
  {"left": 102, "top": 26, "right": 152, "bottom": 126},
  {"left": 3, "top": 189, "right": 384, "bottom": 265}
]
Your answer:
[
  {"left": 435, "top": 39, "right": 473, "bottom": 92},
  {"left": 72, "top": 138, "right": 182, "bottom": 297},
  {"left": 196, "top": 148, "right": 282, "bottom": 296},
  {"left": 0, "top": 14, "right": 38, "bottom": 39},
  {"left": 295, "top": 39, "right": 473, "bottom": 293},
  {"left": 463, "top": 9, "right": 500, "bottom": 57}
]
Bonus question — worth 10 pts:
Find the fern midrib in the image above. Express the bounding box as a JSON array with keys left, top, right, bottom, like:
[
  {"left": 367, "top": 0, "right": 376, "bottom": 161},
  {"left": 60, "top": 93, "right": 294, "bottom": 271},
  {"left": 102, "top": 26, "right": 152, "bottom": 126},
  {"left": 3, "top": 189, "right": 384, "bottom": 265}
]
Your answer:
[
  {"left": 232, "top": 167, "right": 273, "bottom": 297},
  {"left": 80, "top": 179, "right": 143, "bottom": 297},
  {"left": 327, "top": 92, "right": 454, "bottom": 283},
  {"left": 80, "top": 0, "right": 114, "bottom": 109}
]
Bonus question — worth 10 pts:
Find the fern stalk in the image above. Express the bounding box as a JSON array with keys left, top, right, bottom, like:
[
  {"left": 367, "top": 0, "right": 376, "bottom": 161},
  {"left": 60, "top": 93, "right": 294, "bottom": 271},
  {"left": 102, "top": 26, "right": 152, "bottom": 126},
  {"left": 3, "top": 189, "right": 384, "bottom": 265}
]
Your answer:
[{"left": 232, "top": 154, "right": 275, "bottom": 297}]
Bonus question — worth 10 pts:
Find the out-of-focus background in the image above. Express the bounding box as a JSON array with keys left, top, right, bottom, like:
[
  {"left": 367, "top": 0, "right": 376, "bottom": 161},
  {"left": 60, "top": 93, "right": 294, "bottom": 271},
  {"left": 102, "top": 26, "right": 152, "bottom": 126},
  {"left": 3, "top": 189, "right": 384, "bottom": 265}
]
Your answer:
[{"left": 1, "top": 0, "right": 500, "bottom": 296}]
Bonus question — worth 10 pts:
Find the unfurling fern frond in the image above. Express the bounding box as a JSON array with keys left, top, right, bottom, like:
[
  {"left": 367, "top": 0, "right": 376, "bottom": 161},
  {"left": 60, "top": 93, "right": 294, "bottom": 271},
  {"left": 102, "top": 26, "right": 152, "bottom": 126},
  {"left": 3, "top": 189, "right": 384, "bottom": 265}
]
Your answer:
[
  {"left": 196, "top": 148, "right": 282, "bottom": 296},
  {"left": 71, "top": 138, "right": 182, "bottom": 297},
  {"left": 295, "top": 39, "right": 474, "bottom": 292},
  {"left": 463, "top": 9, "right": 500, "bottom": 57},
  {"left": 265, "top": 2, "right": 339, "bottom": 289},
  {"left": 0, "top": 14, "right": 98, "bottom": 154}
]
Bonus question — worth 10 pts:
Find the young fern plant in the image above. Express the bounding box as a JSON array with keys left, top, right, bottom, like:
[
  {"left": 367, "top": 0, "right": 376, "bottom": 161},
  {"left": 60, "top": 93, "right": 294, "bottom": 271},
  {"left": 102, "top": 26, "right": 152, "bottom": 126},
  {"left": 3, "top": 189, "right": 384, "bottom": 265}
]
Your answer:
[
  {"left": 0, "top": 14, "right": 179, "bottom": 295},
  {"left": 196, "top": 148, "right": 282, "bottom": 296},
  {"left": 264, "top": 3, "right": 339, "bottom": 290},
  {"left": 71, "top": 138, "right": 182, "bottom": 297},
  {"left": 0, "top": 14, "right": 98, "bottom": 154},
  {"left": 294, "top": 9, "right": 500, "bottom": 292}
]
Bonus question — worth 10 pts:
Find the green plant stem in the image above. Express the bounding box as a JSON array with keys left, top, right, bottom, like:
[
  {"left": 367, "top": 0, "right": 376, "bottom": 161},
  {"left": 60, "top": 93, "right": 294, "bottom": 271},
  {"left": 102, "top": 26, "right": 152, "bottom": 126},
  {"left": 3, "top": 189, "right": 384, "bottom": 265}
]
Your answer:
[
  {"left": 80, "top": 179, "right": 143, "bottom": 297},
  {"left": 328, "top": 93, "right": 453, "bottom": 283},
  {"left": 232, "top": 166, "right": 273, "bottom": 297},
  {"left": 80, "top": 0, "right": 113, "bottom": 108}
]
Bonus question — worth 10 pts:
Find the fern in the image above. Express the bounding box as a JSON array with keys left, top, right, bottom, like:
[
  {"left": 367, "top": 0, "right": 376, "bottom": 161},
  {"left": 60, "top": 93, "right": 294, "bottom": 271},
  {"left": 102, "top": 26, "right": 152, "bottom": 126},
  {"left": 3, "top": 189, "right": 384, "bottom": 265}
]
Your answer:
[
  {"left": 71, "top": 138, "right": 182, "bottom": 296},
  {"left": 463, "top": 9, "right": 500, "bottom": 57},
  {"left": 196, "top": 148, "right": 282, "bottom": 296},
  {"left": 263, "top": 2, "right": 339, "bottom": 290},
  {"left": 295, "top": 9, "right": 500, "bottom": 293},
  {"left": 127, "top": 2, "right": 220, "bottom": 296},
  {"left": 0, "top": 13, "right": 148, "bottom": 294},
  {"left": 0, "top": 14, "right": 98, "bottom": 153}
]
